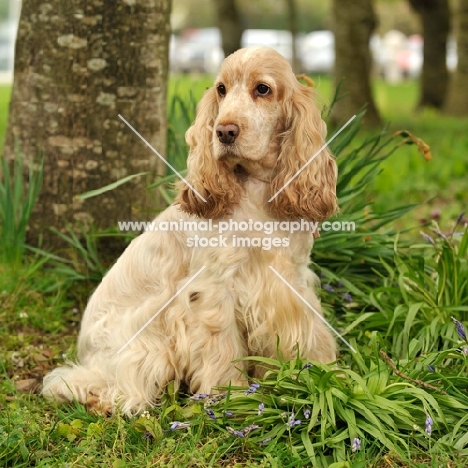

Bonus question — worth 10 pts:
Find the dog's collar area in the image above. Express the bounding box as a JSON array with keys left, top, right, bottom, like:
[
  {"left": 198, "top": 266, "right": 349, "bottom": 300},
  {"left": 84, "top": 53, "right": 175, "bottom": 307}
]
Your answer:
[{"left": 233, "top": 163, "right": 270, "bottom": 184}]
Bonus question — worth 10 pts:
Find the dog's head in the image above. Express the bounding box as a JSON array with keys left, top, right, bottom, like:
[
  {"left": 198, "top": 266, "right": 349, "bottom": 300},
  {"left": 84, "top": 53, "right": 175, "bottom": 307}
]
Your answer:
[{"left": 176, "top": 46, "right": 338, "bottom": 221}]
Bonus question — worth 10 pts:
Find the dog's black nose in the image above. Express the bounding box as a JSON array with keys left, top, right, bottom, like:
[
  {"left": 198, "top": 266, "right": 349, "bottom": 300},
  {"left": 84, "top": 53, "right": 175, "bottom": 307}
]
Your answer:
[{"left": 216, "top": 123, "right": 239, "bottom": 144}]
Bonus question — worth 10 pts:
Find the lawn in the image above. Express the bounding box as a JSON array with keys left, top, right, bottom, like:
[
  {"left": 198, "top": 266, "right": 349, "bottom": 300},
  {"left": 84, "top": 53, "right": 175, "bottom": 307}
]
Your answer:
[{"left": 1, "top": 75, "right": 468, "bottom": 467}]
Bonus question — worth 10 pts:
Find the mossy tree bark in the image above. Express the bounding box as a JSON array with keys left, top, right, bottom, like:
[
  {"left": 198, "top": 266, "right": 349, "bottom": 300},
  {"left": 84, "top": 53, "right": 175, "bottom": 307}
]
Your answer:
[
  {"left": 285, "top": 0, "right": 299, "bottom": 73},
  {"left": 445, "top": 0, "right": 468, "bottom": 116},
  {"left": 331, "top": 0, "right": 381, "bottom": 127},
  {"left": 3, "top": 0, "right": 172, "bottom": 250},
  {"left": 214, "top": 0, "right": 243, "bottom": 57},
  {"left": 409, "top": 0, "right": 450, "bottom": 109}
]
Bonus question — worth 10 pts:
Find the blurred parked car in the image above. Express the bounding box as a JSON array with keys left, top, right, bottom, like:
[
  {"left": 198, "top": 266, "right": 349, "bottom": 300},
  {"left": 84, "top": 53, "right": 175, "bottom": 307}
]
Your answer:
[
  {"left": 0, "top": 20, "right": 17, "bottom": 72},
  {"left": 170, "top": 28, "right": 296, "bottom": 73},
  {"left": 396, "top": 34, "right": 423, "bottom": 79},
  {"left": 298, "top": 30, "right": 334, "bottom": 74},
  {"left": 171, "top": 28, "right": 223, "bottom": 74},
  {"left": 447, "top": 38, "right": 458, "bottom": 72},
  {"left": 241, "top": 29, "right": 294, "bottom": 63}
]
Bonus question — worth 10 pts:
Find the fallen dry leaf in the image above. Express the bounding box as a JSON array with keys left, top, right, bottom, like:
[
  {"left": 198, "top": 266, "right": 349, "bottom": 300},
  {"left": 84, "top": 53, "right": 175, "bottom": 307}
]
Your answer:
[{"left": 15, "top": 378, "right": 40, "bottom": 394}]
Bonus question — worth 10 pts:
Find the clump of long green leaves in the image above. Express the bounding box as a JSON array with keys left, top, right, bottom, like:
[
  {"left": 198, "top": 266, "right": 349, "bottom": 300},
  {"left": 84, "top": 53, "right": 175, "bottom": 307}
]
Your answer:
[
  {"left": 0, "top": 151, "right": 43, "bottom": 268},
  {"left": 147, "top": 331, "right": 468, "bottom": 467},
  {"left": 341, "top": 220, "right": 468, "bottom": 358},
  {"left": 315, "top": 113, "right": 418, "bottom": 285}
]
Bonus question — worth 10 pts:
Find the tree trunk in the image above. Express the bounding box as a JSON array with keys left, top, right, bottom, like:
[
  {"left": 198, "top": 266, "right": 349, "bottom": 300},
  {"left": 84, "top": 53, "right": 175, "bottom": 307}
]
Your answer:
[
  {"left": 331, "top": 0, "right": 381, "bottom": 127},
  {"left": 285, "top": 0, "right": 299, "bottom": 72},
  {"left": 409, "top": 0, "right": 450, "bottom": 109},
  {"left": 445, "top": 0, "right": 468, "bottom": 115},
  {"left": 3, "top": 0, "right": 172, "bottom": 250},
  {"left": 214, "top": 0, "right": 243, "bottom": 57}
]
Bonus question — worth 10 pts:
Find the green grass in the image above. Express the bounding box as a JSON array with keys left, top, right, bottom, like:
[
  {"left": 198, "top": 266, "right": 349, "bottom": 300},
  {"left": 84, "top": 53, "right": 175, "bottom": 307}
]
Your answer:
[
  {"left": 1, "top": 76, "right": 468, "bottom": 466},
  {"left": 0, "top": 85, "right": 12, "bottom": 148}
]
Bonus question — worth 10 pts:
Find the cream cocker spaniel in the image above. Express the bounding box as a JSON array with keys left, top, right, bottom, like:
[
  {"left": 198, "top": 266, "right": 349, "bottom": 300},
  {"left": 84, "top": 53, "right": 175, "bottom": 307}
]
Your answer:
[{"left": 42, "top": 46, "right": 338, "bottom": 415}]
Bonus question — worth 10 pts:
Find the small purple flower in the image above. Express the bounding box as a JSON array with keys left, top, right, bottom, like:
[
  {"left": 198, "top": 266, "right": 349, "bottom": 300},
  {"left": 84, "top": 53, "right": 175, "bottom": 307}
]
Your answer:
[
  {"left": 303, "top": 408, "right": 311, "bottom": 419},
  {"left": 341, "top": 292, "right": 353, "bottom": 302},
  {"left": 323, "top": 284, "right": 334, "bottom": 292},
  {"left": 425, "top": 415, "right": 433, "bottom": 436},
  {"left": 242, "top": 424, "right": 260, "bottom": 436},
  {"left": 223, "top": 410, "right": 234, "bottom": 417},
  {"left": 302, "top": 363, "right": 313, "bottom": 370},
  {"left": 286, "top": 412, "right": 301, "bottom": 427},
  {"left": 226, "top": 426, "right": 244, "bottom": 438},
  {"left": 205, "top": 409, "right": 216, "bottom": 419},
  {"left": 420, "top": 232, "right": 435, "bottom": 245},
  {"left": 351, "top": 437, "right": 361, "bottom": 452},
  {"left": 190, "top": 393, "right": 210, "bottom": 400},
  {"left": 244, "top": 383, "right": 260, "bottom": 395},
  {"left": 427, "top": 365, "right": 435, "bottom": 372},
  {"left": 432, "top": 228, "right": 447, "bottom": 240},
  {"left": 170, "top": 421, "right": 181, "bottom": 431},
  {"left": 451, "top": 317, "right": 467, "bottom": 341},
  {"left": 258, "top": 402, "right": 265, "bottom": 415},
  {"left": 169, "top": 421, "right": 190, "bottom": 431}
]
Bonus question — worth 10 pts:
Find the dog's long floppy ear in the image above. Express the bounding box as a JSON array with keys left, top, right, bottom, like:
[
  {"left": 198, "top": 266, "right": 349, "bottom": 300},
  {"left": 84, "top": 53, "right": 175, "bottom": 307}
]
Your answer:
[
  {"left": 175, "top": 87, "right": 243, "bottom": 218},
  {"left": 270, "top": 84, "right": 338, "bottom": 222}
]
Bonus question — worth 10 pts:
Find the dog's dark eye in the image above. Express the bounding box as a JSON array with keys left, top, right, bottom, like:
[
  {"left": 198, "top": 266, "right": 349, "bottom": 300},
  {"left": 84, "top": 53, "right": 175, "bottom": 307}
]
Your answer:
[
  {"left": 217, "top": 84, "right": 226, "bottom": 97},
  {"left": 256, "top": 84, "right": 270, "bottom": 96}
]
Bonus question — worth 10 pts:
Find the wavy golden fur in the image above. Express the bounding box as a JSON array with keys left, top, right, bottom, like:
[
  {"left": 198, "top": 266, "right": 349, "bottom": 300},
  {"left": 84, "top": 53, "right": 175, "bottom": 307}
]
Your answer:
[{"left": 42, "top": 47, "right": 338, "bottom": 415}]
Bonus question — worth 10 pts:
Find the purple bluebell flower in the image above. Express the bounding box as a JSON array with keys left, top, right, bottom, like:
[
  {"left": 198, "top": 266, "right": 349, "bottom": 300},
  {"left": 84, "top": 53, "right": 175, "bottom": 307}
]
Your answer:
[
  {"left": 226, "top": 426, "right": 244, "bottom": 438},
  {"left": 323, "top": 284, "right": 334, "bottom": 292},
  {"left": 286, "top": 412, "right": 301, "bottom": 427},
  {"left": 302, "top": 363, "right": 313, "bottom": 370},
  {"left": 223, "top": 410, "right": 234, "bottom": 417},
  {"left": 351, "top": 437, "right": 361, "bottom": 452},
  {"left": 169, "top": 421, "right": 190, "bottom": 431},
  {"left": 303, "top": 408, "right": 311, "bottom": 419},
  {"left": 244, "top": 383, "right": 260, "bottom": 395},
  {"left": 420, "top": 232, "right": 435, "bottom": 245},
  {"left": 341, "top": 292, "right": 353, "bottom": 302},
  {"left": 427, "top": 365, "right": 435, "bottom": 372},
  {"left": 425, "top": 415, "right": 433, "bottom": 436},
  {"left": 205, "top": 409, "right": 216, "bottom": 419},
  {"left": 451, "top": 317, "right": 467, "bottom": 341},
  {"left": 433, "top": 229, "right": 447, "bottom": 240},
  {"left": 258, "top": 402, "right": 265, "bottom": 415},
  {"left": 242, "top": 424, "right": 260, "bottom": 436},
  {"left": 190, "top": 393, "right": 210, "bottom": 400}
]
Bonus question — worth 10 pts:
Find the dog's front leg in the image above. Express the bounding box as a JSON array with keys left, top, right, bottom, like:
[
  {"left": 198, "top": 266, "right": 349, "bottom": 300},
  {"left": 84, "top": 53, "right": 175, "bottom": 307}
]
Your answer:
[{"left": 177, "top": 292, "right": 249, "bottom": 394}]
